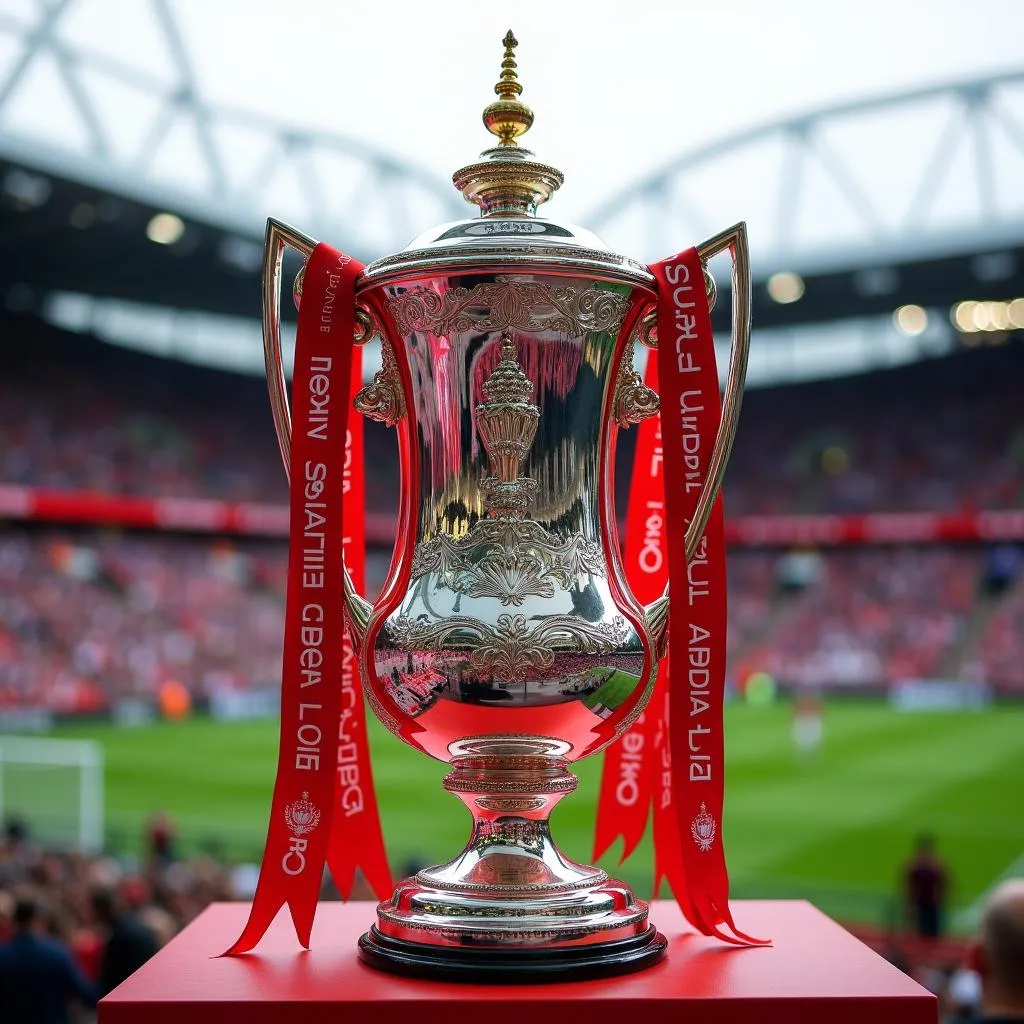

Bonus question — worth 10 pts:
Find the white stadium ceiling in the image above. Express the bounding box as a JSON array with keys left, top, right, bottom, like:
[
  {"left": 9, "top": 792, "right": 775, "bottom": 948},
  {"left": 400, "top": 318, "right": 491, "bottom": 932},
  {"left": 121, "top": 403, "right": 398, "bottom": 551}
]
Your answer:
[
  {"left": 589, "top": 72, "right": 1024, "bottom": 274},
  {"left": 1, "top": 0, "right": 1022, "bottom": 387},
  {"left": 0, "top": 0, "right": 463, "bottom": 258},
  {"left": 2, "top": 0, "right": 1023, "bottom": 270}
]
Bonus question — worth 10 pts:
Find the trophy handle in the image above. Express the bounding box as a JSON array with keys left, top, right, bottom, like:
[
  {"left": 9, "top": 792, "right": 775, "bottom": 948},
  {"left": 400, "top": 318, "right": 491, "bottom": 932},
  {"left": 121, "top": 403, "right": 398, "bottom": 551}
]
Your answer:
[
  {"left": 261, "top": 217, "right": 372, "bottom": 642},
  {"left": 645, "top": 222, "right": 751, "bottom": 654}
]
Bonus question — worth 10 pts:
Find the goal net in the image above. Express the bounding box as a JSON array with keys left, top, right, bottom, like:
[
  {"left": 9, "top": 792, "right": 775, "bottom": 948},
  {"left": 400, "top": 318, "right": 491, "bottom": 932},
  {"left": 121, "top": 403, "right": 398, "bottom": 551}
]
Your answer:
[{"left": 0, "top": 736, "right": 104, "bottom": 852}]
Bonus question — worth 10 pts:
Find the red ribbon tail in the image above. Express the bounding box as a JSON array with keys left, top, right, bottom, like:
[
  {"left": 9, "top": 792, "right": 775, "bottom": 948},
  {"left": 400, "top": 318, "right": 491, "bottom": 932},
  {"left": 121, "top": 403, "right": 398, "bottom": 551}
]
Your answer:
[
  {"left": 593, "top": 746, "right": 650, "bottom": 866},
  {"left": 221, "top": 912, "right": 278, "bottom": 956},
  {"left": 714, "top": 902, "right": 771, "bottom": 946},
  {"left": 221, "top": 887, "right": 294, "bottom": 956},
  {"left": 223, "top": 887, "right": 319, "bottom": 954},
  {"left": 326, "top": 817, "right": 393, "bottom": 903},
  {"left": 290, "top": 897, "right": 316, "bottom": 950},
  {"left": 693, "top": 902, "right": 769, "bottom": 946}
]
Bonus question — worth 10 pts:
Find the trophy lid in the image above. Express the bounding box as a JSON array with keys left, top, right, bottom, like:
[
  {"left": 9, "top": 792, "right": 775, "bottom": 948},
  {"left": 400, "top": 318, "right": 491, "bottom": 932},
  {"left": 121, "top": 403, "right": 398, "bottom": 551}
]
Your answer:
[{"left": 360, "top": 32, "right": 652, "bottom": 288}]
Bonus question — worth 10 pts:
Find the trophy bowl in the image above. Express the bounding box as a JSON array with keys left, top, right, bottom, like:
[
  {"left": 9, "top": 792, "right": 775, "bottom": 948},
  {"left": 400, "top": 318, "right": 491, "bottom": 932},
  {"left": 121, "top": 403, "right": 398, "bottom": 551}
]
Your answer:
[{"left": 260, "top": 33, "right": 750, "bottom": 981}]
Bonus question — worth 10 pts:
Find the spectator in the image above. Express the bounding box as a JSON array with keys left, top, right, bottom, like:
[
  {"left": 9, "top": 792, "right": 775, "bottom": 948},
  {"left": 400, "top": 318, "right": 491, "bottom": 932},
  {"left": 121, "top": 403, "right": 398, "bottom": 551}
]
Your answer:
[
  {"left": 147, "top": 811, "right": 177, "bottom": 867},
  {"left": 966, "top": 879, "right": 1024, "bottom": 1023},
  {"left": 92, "top": 887, "right": 159, "bottom": 996},
  {"left": 0, "top": 896, "right": 96, "bottom": 1024},
  {"left": 905, "top": 834, "right": 950, "bottom": 939}
]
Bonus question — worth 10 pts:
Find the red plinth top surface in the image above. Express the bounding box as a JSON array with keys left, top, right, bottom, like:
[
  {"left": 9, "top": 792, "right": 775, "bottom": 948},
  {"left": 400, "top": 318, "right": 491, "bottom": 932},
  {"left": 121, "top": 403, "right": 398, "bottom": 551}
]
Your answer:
[{"left": 99, "top": 900, "right": 937, "bottom": 1024}]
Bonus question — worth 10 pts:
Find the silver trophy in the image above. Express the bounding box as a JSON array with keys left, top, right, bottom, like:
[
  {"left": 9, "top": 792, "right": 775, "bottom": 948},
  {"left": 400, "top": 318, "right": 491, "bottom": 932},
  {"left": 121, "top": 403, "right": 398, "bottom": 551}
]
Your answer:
[{"left": 261, "top": 32, "right": 750, "bottom": 980}]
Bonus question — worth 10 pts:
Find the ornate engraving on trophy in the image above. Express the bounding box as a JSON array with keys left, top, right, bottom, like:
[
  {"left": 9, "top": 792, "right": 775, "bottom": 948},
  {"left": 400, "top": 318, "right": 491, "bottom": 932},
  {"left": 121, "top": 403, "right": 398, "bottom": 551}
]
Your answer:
[
  {"left": 411, "top": 332, "right": 608, "bottom": 606},
  {"left": 476, "top": 818, "right": 545, "bottom": 845},
  {"left": 613, "top": 344, "right": 660, "bottom": 428},
  {"left": 474, "top": 797, "right": 547, "bottom": 813},
  {"left": 354, "top": 337, "right": 406, "bottom": 425},
  {"left": 388, "top": 612, "right": 629, "bottom": 683},
  {"left": 387, "top": 276, "right": 629, "bottom": 338},
  {"left": 476, "top": 331, "right": 541, "bottom": 518},
  {"left": 411, "top": 522, "right": 605, "bottom": 606}
]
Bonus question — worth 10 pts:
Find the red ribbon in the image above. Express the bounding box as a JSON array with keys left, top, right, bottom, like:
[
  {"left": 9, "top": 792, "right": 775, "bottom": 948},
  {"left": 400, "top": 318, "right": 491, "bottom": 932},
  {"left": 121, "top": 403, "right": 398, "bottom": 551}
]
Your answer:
[
  {"left": 597, "top": 248, "right": 765, "bottom": 947},
  {"left": 226, "top": 243, "right": 391, "bottom": 955},
  {"left": 327, "top": 349, "right": 392, "bottom": 902},
  {"left": 653, "top": 246, "right": 765, "bottom": 946},
  {"left": 594, "top": 355, "right": 662, "bottom": 865}
]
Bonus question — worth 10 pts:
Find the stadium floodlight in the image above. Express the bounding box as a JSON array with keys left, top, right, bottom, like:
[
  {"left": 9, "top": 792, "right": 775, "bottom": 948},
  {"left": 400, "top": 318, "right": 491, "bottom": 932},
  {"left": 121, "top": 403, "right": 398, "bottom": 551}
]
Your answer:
[
  {"left": 767, "top": 271, "right": 805, "bottom": 304},
  {"left": 950, "top": 299, "right": 1021, "bottom": 334},
  {"left": 951, "top": 300, "right": 977, "bottom": 332},
  {"left": 146, "top": 212, "right": 186, "bottom": 245},
  {"left": 0, "top": 736, "right": 104, "bottom": 852},
  {"left": 988, "top": 302, "right": 1011, "bottom": 331},
  {"left": 893, "top": 304, "right": 928, "bottom": 336}
]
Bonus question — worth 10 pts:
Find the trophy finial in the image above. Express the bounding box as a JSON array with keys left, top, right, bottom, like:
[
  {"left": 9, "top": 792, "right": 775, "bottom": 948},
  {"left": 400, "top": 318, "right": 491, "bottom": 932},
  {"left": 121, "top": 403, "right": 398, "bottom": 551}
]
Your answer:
[
  {"left": 452, "top": 31, "right": 562, "bottom": 216},
  {"left": 483, "top": 30, "right": 534, "bottom": 147}
]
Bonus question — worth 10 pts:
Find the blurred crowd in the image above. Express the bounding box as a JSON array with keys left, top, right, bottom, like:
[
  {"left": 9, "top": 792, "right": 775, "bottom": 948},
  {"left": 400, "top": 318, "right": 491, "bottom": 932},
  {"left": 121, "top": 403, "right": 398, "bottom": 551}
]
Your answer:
[
  {"left": 0, "top": 809, "right": 392, "bottom": 1019},
  {"left": 0, "top": 815, "right": 241, "bottom": 1018},
  {"left": 0, "top": 317, "right": 285, "bottom": 504},
  {"left": 1, "top": 529, "right": 1022, "bottom": 715},
  {"left": 0, "top": 532, "right": 289, "bottom": 714},
  {"left": 2, "top": 318, "right": 1023, "bottom": 516},
  {"left": 2, "top": 812, "right": 1022, "bottom": 1022},
  {"left": 971, "top": 577, "right": 1024, "bottom": 691},
  {"left": 739, "top": 549, "right": 979, "bottom": 688},
  {"left": 722, "top": 341, "right": 1024, "bottom": 516}
]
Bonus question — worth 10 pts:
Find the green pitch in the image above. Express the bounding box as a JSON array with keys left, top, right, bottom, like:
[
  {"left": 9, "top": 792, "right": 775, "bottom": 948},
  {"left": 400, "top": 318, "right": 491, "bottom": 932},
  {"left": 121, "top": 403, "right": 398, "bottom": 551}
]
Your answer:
[{"left": 29, "top": 701, "right": 1024, "bottom": 931}]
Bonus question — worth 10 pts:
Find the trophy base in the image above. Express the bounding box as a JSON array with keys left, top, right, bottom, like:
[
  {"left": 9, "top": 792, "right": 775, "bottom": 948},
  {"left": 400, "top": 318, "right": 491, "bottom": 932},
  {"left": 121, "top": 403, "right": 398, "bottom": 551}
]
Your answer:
[
  {"left": 358, "top": 748, "right": 667, "bottom": 982},
  {"left": 358, "top": 923, "right": 667, "bottom": 983}
]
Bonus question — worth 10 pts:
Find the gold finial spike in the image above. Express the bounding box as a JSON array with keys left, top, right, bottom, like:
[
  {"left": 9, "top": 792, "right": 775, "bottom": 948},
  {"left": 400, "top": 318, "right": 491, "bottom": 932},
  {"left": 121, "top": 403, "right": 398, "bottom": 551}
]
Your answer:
[
  {"left": 495, "top": 31, "right": 523, "bottom": 99},
  {"left": 483, "top": 30, "right": 534, "bottom": 147}
]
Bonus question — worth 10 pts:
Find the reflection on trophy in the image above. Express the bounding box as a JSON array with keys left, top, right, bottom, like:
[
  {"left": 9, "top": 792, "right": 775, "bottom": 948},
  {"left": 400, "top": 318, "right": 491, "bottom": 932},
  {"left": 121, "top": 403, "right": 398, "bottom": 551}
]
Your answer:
[{"left": 262, "top": 32, "right": 750, "bottom": 979}]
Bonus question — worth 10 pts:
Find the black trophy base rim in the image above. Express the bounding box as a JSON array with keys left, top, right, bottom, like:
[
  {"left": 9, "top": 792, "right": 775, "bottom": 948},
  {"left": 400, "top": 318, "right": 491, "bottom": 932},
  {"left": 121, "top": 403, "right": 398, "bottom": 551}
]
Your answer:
[{"left": 357, "top": 925, "right": 668, "bottom": 984}]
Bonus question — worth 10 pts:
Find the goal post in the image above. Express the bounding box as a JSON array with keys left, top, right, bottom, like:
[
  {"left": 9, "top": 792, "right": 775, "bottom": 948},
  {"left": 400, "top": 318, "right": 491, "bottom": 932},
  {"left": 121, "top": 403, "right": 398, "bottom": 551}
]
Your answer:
[{"left": 0, "top": 736, "right": 104, "bottom": 852}]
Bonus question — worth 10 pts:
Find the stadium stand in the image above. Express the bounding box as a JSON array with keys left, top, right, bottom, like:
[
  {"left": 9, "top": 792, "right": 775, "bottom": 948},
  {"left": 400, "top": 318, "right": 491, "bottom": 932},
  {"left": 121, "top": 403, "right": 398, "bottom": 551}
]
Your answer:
[
  {"left": 974, "top": 576, "right": 1024, "bottom": 691},
  {"left": 1, "top": 318, "right": 1023, "bottom": 716},
  {"left": 1, "top": 315, "right": 285, "bottom": 504},
  {"left": 725, "top": 342, "right": 1024, "bottom": 516},
  {"left": 2, "top": 315, "right": 1023, "bottom": 516},
  {"left": 2, "top": 526, "right": 1022, "bottom": 716},
  {"left": 0, "top": 530, "right": 289, "bottom": 715},
  {"left": 735, "top": 549, "right": 979, "bottom": 689}
]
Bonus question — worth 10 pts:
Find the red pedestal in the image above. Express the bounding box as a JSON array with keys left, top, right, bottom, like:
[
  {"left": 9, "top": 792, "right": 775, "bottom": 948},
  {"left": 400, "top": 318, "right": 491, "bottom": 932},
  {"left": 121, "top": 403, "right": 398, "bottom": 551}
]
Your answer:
[{"left": 99, "top": 900, "right": 937, "bottom": 1024}]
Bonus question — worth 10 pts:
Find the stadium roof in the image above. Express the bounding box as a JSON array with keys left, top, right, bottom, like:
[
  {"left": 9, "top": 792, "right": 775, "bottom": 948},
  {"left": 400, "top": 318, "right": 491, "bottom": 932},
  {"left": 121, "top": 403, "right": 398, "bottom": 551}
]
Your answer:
[{"left": 1, "top": 0, "right": 1022, "bottom": 386}]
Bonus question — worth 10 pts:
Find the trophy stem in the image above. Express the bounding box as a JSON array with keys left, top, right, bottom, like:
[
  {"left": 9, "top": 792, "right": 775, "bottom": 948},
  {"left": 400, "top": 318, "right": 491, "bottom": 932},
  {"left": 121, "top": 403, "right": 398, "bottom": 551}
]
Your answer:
[
  {"left": 358, "top": 754, "right": 667, "bottom": 981},
  {"left": 432, "top": 755, "right": 601, "bottom": 891}
]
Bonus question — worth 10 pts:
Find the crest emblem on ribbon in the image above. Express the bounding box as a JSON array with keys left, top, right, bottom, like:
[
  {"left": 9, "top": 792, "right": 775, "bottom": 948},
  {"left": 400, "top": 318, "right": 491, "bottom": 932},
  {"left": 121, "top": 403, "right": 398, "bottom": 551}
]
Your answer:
[
  {"left": 690, "top": 802, "right": 716, "bottom": 853},
  {"left": 284, "top": 792, "right": 321, "bottom": 837}
]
